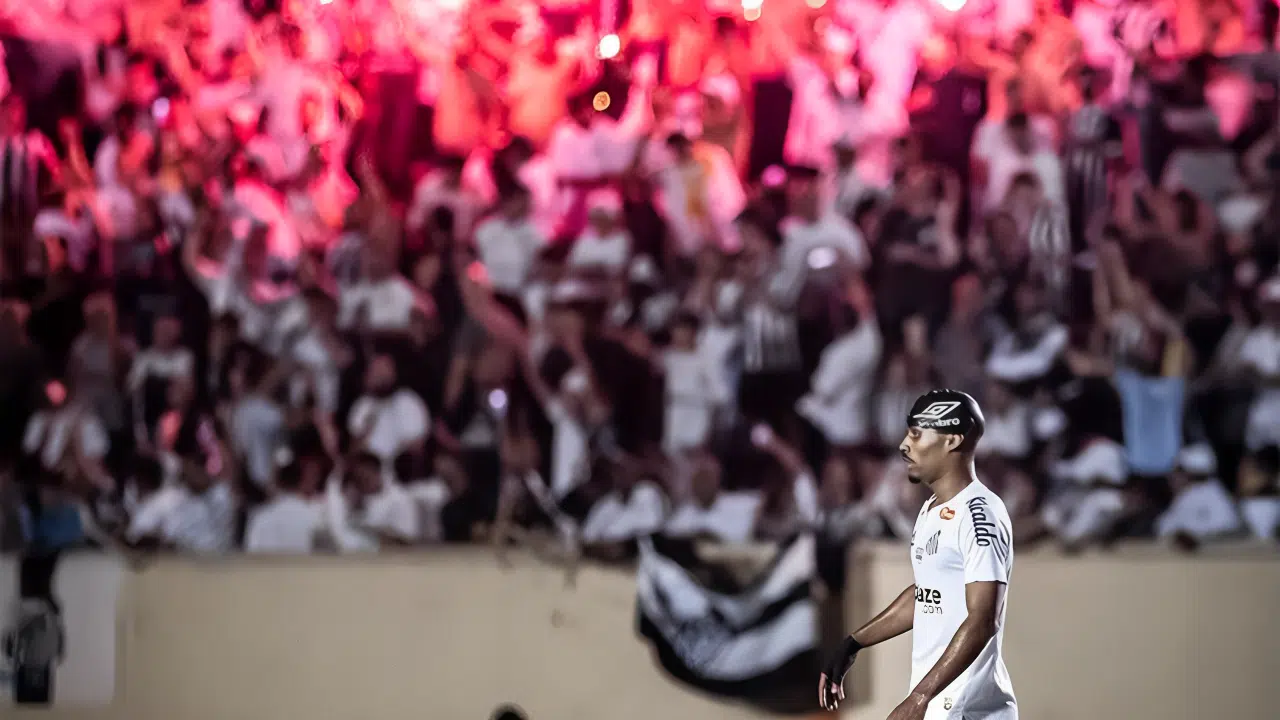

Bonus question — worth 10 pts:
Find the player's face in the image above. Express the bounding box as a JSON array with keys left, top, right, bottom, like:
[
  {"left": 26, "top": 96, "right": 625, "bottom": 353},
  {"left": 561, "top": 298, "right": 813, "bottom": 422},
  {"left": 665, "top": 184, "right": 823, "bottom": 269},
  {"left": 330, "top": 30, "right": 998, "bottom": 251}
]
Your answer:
[{"left": 899, "top": 426, "right": 960, "bottom": 485}]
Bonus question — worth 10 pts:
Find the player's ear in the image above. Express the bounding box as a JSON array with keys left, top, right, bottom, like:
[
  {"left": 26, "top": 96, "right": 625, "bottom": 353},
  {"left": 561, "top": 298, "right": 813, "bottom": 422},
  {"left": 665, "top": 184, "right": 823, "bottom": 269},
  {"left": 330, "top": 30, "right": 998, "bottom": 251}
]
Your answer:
[{"left": 944, "top": 433, "right": 963, "bottom": 453}]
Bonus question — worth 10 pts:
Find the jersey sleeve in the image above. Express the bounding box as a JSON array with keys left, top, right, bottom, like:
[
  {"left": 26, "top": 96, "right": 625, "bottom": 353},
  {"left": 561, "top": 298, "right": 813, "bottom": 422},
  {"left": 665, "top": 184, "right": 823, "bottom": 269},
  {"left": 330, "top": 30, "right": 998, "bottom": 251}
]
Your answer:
[{"left": 959, "top": 500, "right": 1013, "bottom": 584}]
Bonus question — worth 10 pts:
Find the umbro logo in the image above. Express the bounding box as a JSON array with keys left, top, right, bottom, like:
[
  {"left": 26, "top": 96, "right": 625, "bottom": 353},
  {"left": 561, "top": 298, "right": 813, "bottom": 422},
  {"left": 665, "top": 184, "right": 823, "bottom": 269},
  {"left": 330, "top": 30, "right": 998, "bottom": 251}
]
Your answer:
[
  {"left": 914, "top": 401, "right": 961, "bottom": 421},
  {"left": 913, "top": 401, "right": 962, "bottom": 428}
]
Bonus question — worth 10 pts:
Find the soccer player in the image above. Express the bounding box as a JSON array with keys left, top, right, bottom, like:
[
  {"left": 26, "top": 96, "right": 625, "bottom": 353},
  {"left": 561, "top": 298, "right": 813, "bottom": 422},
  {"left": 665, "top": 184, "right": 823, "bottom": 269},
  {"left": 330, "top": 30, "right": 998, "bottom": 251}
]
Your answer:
[{"left": 819, "top": 389, "right": 1016, "bottom": 719}]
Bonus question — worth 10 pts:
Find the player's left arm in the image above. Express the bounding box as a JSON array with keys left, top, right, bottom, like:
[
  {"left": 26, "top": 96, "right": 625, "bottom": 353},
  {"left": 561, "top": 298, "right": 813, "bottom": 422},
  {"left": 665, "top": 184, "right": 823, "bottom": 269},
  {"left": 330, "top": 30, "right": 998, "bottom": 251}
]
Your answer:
[
  {"left": 905, "top": 502, "right": 1013, "bottom": 709},
  {"left": 905, "top": 581, "right": 1005, "bottom": 705}
]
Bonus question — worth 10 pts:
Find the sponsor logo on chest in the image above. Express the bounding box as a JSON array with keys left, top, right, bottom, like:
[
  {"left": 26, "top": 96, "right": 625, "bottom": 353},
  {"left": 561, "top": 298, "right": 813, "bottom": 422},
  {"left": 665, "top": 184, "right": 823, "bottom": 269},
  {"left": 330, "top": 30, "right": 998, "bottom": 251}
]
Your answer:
[{"left": 915, "top": 586, "right": 944, "bottom": 614}]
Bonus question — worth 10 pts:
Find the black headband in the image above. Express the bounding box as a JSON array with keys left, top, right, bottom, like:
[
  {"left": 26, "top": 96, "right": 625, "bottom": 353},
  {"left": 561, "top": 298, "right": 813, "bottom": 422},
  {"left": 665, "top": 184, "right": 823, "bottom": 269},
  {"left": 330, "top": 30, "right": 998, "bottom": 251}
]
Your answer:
[{"left": 907, "top": 390, "right": 985, "bottom": 448}]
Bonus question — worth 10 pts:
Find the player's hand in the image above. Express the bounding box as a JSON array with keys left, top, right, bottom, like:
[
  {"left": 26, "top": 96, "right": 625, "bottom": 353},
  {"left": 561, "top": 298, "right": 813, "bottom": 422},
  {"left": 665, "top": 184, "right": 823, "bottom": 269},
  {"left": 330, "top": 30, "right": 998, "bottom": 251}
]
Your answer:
[
  {"left": 818, "top": 671, "right": 845, "bottom": 710},
  {"left": 885, "top": 691, "right": 929, "bottom": 720},
  {"left": 818, "top": 635, "right": 861, "bottom": 710}
]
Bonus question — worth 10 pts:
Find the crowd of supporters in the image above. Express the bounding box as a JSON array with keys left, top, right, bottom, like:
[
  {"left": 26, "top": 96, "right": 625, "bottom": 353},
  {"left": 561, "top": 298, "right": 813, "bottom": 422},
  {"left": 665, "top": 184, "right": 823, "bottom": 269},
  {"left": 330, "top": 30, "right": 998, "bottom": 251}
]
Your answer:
[{"left": 0, "top": 0, "right": 1278, "bottom": 561}]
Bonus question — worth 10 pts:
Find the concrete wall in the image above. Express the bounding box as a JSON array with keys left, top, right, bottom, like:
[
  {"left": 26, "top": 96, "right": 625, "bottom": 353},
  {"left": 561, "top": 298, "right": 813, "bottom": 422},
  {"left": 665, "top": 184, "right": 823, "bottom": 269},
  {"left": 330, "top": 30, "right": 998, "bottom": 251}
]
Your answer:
[
  {"left": 845, "top": 544, "right": 1280, "bottom": 720},
  {"left": 10, "top": 545, "right": 1280, "bottom": 720}
]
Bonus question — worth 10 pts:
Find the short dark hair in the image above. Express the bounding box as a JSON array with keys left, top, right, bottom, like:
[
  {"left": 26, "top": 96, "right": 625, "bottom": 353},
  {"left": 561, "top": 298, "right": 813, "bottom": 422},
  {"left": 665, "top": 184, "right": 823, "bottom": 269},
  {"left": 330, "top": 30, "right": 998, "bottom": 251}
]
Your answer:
[
  {"left": 671, "top": 311, "right": 701, "bottom": 334},
  {"left": 665, "top": 132, "right": 692, "bottom": 150},
  {"left": 1009, "top": 172, "right": 1039, "bottom": 190},
  {"left": 852, "top": 196, "right": 882, "bottom": 226},
  {"left": 785, "top": 163, "right": 822, "bottom": 181},
  {"left": 276, "top": 457, "right": 304, "bottom": 492},
  {"left": 490, "top": 704, "right": 528, "bottom": 720},
  {"left": 434, "top": 153, "right": 467, "bottom": 174},
  {"left": 502, "top": 183, "right": 532, "bottom": 204},
  {"left": 1251, "top": 446, "right": 1280, "bottom": 476},
  {"left": 349, "top": 451, "right": 383, "bottom": 473}
]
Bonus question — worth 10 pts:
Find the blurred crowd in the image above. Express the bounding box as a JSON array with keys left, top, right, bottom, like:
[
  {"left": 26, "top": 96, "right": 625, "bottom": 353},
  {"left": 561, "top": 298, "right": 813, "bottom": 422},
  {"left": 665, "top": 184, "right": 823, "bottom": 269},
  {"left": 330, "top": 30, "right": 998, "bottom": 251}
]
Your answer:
[{"left": 0, "top": 0, "right": 1279, "bottom": 562}]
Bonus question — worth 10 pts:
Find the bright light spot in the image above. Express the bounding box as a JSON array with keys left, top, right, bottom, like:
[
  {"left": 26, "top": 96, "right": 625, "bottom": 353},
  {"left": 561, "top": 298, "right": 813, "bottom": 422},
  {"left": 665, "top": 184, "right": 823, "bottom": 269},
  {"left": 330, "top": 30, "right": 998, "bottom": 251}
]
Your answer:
[
  {"left": 936, "top": 0, "right": 966, "bottom": 10},
  {"left": 806, "top": 0, "right": 826, "bottom": 7},
  {"left": 807, "top": 247, "right": 837, "bottom": 270},
  {"left": 596, "top": 33, "right": 620, "bottom": 59},
  {"left": 741, "top": 0, "right": 763, "bottom": 8},
  {"left": 744, "top": 6, "right": 761, "bottom": 21},
  {"left": 488, "top": 389, "right": 508, "bottom": 412},
  {"left": 761, "top": 165, "right": 786, "bottom": 187},
  {"left": 825, "top": 27, "right": 853, "bottom": 55},
  {"left": 318, "top": 0, "right": 333, "bottom": 5},
  {"left": 438, "top": 0, "right": 463, "bottom": 9},
  {"left": 45, "top": 381, "right": 66, "bottom": 406},
  {"left": 593, "top": 91, "right": 611, "bottom": 111}
]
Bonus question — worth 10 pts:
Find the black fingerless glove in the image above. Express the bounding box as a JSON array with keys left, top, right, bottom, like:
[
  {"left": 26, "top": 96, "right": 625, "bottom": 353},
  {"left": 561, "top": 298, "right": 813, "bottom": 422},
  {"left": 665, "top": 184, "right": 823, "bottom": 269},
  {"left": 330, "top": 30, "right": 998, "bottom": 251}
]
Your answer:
[{"left": 822, "top": 635, "right": 862, "bottom": 685}]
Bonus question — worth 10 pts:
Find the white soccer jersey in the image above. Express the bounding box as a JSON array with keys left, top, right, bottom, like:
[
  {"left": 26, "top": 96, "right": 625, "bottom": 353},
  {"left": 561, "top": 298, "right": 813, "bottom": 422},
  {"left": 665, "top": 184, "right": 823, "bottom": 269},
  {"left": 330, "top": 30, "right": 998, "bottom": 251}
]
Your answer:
[{"left": 908, "top": 480, "right": 1017, "bottom": 720}]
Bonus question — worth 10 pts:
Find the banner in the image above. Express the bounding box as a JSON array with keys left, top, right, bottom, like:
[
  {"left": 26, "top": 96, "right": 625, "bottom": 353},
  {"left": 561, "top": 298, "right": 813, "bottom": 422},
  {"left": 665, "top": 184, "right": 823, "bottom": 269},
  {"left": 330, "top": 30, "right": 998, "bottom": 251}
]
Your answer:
[
  {"left": 635, "top": 534, "right": 818, "bottom": 715},
  {"left": 0, "top": 553, "right": 123, "bottom": 707}
]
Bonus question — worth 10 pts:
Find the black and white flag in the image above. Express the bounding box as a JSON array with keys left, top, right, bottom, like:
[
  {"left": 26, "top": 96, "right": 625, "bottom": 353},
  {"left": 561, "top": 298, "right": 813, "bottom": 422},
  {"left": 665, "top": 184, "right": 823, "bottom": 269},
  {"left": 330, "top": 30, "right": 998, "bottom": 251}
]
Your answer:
[{"left": 635, "top": 533, "right": 818, "bottom": 714}]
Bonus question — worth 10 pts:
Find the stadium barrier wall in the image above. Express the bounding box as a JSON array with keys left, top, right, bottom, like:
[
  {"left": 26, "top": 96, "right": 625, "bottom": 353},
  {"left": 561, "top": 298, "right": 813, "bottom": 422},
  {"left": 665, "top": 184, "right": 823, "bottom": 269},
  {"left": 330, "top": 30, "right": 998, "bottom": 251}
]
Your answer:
[
  {"left": 846, "top": 543, "right": 1280, "bottom": 720},
  {"left": 7, "top": 545, "right": 1279, "bottom": 720}
]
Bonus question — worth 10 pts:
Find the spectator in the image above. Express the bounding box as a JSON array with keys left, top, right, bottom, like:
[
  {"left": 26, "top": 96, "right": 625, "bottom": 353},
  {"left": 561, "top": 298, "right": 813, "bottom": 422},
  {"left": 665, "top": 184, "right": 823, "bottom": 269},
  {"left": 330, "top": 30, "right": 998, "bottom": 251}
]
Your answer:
[
  {"left": 325, "top": 451, "right": 419, "bottom": 552},
  {"left": 347, "top": 353, "right": 430, "bottom": 466},
  {"left": 567, "top": 188, "right": 631, "bottom": 275},
  {"left": 1239, "top": 277, "right": 1280, "bottom": 453},
  {"left": 580, "top": 468, "right": 668, "bottom": 551},
  {"left": 664, "top": 454, "right": 760, "bottom": 543},
  {"left": 660, "top": 312, "right": 729, "bottom": 456},
  {"left": 159, "top": 444, "right": 237, "bottom": 554},
  {"left": 244, "top": 452, "right": 326, "bottom": 554},
  {"left": 128, "top": 312, "right": 195, "bottom": 434},
  {"left": 736, "top": 209, "right": 805, "bottom": 435},
  {"left": 750, "top": 427, "right": 819, "bottom": 541},
  {"left": 796, "top": 280, "right": 882, "bottom": 451},
  {"left": 223, "top": 347, "right": 286, "bottom": 490},
  {"left": 1155, "top": 444, "right": 1243, "bottom": 548},
  {"left": 338, "top": 245, "right": 418, "bottom": 335},
  {"left": 22, "top": 380, "right": 112, "bottom": 491},
  {"left": 932, "top": 273, "right": 1005, "bottom": 406},
  {"left": 985, "top": 279, "right": 1069, "bottom": 392},
  {"left": 1041, "top": 437, "right": 1129, "bottom": 551},
  {"left": 975, "top": 380, "right": 1037, "bottom": 522},
  {"left": 1238, "top": 447, "right": 1280, "bottom": 542},
  {"left": 982, "top": 112, "right": 1066, "bottom": 212},
  {"left": 472, "top": 186, "right": 545, "bottom": 302},
  {"left": 406, "top": 451, "right": 470, "bottom": 544}
]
